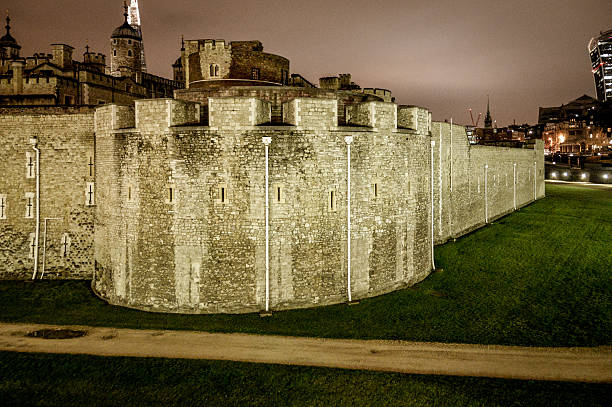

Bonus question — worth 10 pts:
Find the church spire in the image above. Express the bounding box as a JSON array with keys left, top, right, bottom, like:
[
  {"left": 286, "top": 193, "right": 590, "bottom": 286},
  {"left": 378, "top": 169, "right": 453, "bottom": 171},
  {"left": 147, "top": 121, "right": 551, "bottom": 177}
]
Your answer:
[
  {"left": 484, "top": 95, "right": 492, "bottom": 128},
  {"left": 5, "top": 10, "right": 11, "bottom": 35}
]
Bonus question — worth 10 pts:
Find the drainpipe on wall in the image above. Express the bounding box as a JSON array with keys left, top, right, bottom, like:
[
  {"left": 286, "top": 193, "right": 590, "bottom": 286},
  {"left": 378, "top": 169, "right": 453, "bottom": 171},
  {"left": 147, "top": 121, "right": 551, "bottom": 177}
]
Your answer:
[
  {"left": 262, "top": 137, "right": 272, "bottom": 312},
  {"left": 484, "top": 164, "right": 489, "bottom": 224},
  {"left": 533, "top": 161, "right": 537, "bottom": 200},
  {"left": 513, "top": 163, "right": 517, "bottom": 210},
  {"left": 344, "top": 135, "right": 353, "bottom": 303},
  {"left": 30, "top": 138, "right": 40, "bottom": 280},
  {"left": 438, "top": 125, "right": 442, "bottom": 233},
  {"left": 448, "top": 120, "right": 453, "bottom": 237},
  {"left": 430, "top": 140, "right": 436, "bottom": 270}
]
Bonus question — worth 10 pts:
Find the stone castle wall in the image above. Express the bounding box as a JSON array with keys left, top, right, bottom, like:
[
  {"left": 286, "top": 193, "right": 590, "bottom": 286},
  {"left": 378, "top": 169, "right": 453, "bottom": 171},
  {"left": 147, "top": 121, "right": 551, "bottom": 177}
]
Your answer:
[
  {"left": 0, "top": 96, "right": 545, "bottom": 314},
  {"left": 431, "top": 122, "right": 544, "bottom": 243},
  {"left": 91, "top": 97, "right": 544, "bottom": 314},
  {"left": 92, "top": 98, "right": 434, "bottom": 313},
  {"left": 0, "top": 107, "right": 96, "bottom": 279}
]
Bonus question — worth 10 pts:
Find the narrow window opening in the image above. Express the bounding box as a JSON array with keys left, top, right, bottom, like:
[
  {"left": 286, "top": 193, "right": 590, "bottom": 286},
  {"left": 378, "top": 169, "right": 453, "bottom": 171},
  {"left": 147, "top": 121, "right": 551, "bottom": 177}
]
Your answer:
[
  {"left": 29, "top": 233, "right": 36, "bottom": 259},
  {"left": 0, "top": 194, "right": 6, "bottom": 220},
  {"left": 86, "top": 183, "right": 95, "bottom": 206},
  {"left": 128, "top": 49, "right": 132, "bottom": 57},
  {"left": 221, "top": 187, "right": 225, "bottom": 203},
  {"left": 26, "top": 152, "right": 35, "bottom": 179},
  {"left": 328, "top": 189, "right": 337, "bottom": 212},
  {"left": 88, "top": 154, "right": 95, "bottom": 177},
  {"left": 25, "top": 193, "right": 34, "bottom": 218},
  {"left": 210, "top": 64, "right": 214, "bottom": 77},
  {"left": 127, "top": 186, "right": 132, "bottom": 201},
  {"left": 277, "top": 187, "right": 281, "bottom": 202},
  {"left": 61, "top": 233, "right": 71, "bottom": 257},
  {"left": 113, "top": 50, "right": 117, "bottom": 56},
  {"left": 215, "top": 65, "right": 219, "bottom": 77},
  {"left": 169, "top": 187, "right": 174, "bottom": 203}
]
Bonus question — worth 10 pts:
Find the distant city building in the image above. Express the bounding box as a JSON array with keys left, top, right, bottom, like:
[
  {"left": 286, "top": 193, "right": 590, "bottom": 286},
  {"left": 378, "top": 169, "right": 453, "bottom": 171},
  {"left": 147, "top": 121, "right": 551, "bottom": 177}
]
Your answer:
[
  {"left": 466, "top": 97, "right": 541, "bottom": 146},
  {"left": 589, "top": 29, "right": 612, "bottom": 102},
  {"left": 0, "top": 7, "right": 181, "bottom": 106},
  {"left": 538, "top": 95, "right": 612, "bottom": 154}
]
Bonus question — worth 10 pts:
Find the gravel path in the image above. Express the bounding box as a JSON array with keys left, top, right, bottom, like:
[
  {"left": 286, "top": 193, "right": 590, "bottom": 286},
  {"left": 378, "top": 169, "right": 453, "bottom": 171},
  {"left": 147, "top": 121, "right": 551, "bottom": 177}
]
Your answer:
[{"left": 1, "top": 322, "right": 610, "bottom": 383}]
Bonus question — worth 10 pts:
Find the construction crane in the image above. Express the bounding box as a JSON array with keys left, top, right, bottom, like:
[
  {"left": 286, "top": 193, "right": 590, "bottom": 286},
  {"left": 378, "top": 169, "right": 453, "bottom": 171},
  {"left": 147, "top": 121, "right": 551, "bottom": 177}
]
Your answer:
[{"left": 468, "top": 108, "right": 482, "bottom": 127}]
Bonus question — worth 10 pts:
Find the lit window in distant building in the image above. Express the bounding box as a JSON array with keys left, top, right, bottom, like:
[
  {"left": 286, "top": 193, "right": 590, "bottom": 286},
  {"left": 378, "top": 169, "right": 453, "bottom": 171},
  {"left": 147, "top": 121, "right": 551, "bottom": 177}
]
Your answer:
[{"left": 252, "top": 68, "right": 260, "bottom": 80}]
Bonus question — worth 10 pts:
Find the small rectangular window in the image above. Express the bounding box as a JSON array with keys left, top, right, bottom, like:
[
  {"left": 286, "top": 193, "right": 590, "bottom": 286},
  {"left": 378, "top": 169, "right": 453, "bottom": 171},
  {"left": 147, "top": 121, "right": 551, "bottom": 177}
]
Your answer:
[
  {"left": 61, "top": 233, "right": 71, "bottom": 257},
  {"left": 87, "top": 152, "right": 95, "bottom": 178},
  {"left": 371, "top": 182, "right": 379, "bottom": 200},
  {"left": 29, "top": 233, "right": 36, "bottom": 259},
  {"left": 25, "top": 192, "right": 34, "bottom": 219},
  {"left": 166, "top": 185, "right": 175, "bottom": 204},
  {"left": 216, "top": 184, "right": 228, "bottom": 205},
  {"left": 0, "top": 194, "right": 6, "bottom": 220},
  {"left": 127, "top": 186, "right": 132, "bottom": 201},
  {"left": 272, "top": 183, "right": 285, "bottom": 203},
  {"left": 26, "top": 152, "right": 35, "bottom": 179},
  {"left": 86, "top": 182, "right": 95, "bottom": 206},
  {"left": 328, "top": 189, "right": 337, "bottom": 212},
  {"left": 252, "top": 68, "right": 260, "bottom": 80}
]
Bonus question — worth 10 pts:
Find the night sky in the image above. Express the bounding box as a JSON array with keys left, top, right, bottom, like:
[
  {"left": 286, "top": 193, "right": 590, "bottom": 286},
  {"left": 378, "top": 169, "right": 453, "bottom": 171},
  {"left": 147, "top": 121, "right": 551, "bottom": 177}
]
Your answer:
[{"left": 4, "top": 0, "right": 611, "bottom": 125}]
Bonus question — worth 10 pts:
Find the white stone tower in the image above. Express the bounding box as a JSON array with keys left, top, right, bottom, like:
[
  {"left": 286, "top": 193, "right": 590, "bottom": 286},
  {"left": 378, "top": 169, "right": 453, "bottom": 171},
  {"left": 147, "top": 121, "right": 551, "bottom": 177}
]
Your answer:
[{"left": 127, "top": 0, "right": 147, "bottom": 73}]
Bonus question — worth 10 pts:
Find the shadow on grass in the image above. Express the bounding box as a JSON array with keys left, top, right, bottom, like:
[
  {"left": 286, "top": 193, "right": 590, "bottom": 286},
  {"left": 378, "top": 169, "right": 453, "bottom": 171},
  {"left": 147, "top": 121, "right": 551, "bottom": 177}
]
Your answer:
[{"left": 0, "top": 351, "right": 610, "bottom": 407}]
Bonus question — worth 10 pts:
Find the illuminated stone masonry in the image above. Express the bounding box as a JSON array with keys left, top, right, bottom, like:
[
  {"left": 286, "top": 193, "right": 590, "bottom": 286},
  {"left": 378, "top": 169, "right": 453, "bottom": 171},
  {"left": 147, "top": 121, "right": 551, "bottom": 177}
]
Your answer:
[{"left": 87, "top": 95, "right": 544, "bottom": 314}]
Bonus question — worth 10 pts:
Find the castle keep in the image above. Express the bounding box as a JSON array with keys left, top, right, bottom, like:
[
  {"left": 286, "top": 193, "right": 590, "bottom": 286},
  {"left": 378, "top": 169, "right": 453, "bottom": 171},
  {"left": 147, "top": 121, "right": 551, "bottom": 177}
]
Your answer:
[{"left": 0, "top": 5, "right": 544, "bottom": 314}]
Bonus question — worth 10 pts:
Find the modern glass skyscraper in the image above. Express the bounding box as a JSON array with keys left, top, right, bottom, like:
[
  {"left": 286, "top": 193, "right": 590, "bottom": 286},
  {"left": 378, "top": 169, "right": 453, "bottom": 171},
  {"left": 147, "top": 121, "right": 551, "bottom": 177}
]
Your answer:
[{"left": 589, "top": 29, "right": 612, "bottom": 102}]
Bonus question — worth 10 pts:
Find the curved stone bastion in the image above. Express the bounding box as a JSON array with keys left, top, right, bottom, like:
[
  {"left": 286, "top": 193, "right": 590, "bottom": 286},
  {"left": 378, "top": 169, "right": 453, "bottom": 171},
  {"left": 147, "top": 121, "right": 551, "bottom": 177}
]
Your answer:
[{"left": 92, "top": 96, "right": 544, "bottom": 314}]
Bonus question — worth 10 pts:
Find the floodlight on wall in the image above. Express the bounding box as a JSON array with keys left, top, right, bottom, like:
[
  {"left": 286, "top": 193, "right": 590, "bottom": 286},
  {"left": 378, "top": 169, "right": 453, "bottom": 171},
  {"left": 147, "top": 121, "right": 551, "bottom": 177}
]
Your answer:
[
  {"left": 604, "top": 174, "right": 609, "bottom": 179},
  {"left": 563, "top": 172, "right": 568, "bottom": 177},
  {"left": 581, "top": 173, "right": 587, "bottom": 180},
  {"left": 551, "top": 172, "right": 557, "bottom": 178}
]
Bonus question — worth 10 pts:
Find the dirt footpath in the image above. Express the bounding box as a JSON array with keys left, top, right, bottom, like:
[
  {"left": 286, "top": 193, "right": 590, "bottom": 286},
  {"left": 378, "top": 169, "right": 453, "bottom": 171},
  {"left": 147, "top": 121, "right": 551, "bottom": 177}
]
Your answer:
[{"left": 0, "top": 322, "right": 610, "bottom": 383}]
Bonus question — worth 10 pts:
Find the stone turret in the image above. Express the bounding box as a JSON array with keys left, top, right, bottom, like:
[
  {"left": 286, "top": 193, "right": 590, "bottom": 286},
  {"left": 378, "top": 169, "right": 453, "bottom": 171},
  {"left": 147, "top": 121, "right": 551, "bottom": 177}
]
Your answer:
[
  {"left": 51, "top": 44, "right": 74, "bottom": 70},
  {"left": 110, "top": 2, "right": 142, "bottom": 78},
  {"left": 0, "top": 13, "right": 21, "bottom": 72}
]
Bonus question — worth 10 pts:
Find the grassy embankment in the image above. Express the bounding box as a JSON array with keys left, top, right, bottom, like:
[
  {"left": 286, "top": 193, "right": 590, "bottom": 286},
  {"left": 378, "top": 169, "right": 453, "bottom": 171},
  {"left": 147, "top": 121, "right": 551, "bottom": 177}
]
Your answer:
[{"left": 0, "top": 183, "right": 610, "bottom": 347}]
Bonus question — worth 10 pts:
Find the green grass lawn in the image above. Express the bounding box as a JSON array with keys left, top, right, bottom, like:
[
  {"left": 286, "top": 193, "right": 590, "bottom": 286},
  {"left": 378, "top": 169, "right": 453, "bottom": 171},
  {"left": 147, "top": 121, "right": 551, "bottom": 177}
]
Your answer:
[
  {"left": 0, "top": 351, "right": 609, "bottom": 407},
  {"left": 0, "top": 183, "right": 610, "bottom": 347}
]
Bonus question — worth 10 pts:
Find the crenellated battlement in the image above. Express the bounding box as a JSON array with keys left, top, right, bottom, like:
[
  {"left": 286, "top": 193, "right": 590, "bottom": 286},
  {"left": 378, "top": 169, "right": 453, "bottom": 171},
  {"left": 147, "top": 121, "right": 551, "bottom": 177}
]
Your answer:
[
  {"left": 346, "top": 101, "right": 398, "bottom": 130},
  {"left": 94, "top": 104, "right": 135, "bottom": 132},
  {"left": 95, "top": 99, "right": 200, "bottom": 133},
  {"left": 204, "top": 39, "right": 229, "bottom": 50},
  {"left": 282, "top": 97, "right": 338, "bottom": 129},
  {"left": 209, "top": 97, "right": 270, "bottom": 129},
  {"left": 398, "top": 105, "right": 431, "bottom": 135}
]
